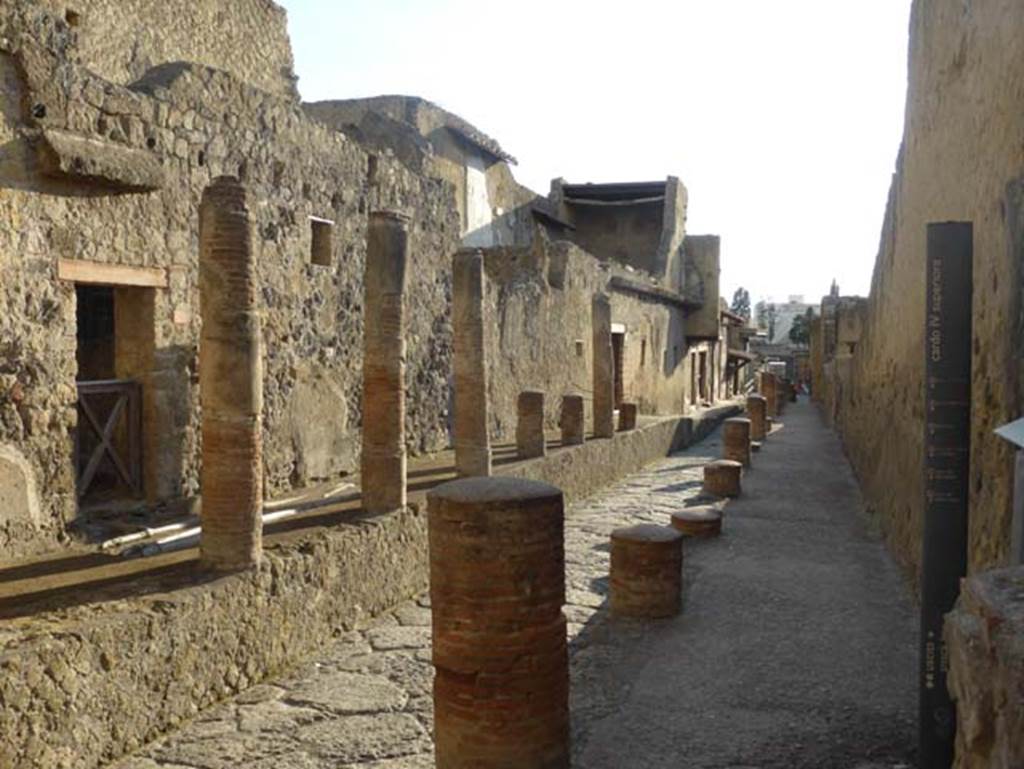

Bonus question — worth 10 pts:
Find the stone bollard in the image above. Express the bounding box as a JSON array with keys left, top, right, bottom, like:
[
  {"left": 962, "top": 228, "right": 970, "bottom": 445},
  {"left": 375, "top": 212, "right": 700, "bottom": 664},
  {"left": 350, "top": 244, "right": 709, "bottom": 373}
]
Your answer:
[
  {"left": 703, "top": 459, "right": 742, "bottom": 497},
  {"left": 516, "top": 390, "right": 546, "bottom": 459},
  {"left": 610, "top": 524, "right": 684, "bottom": 619},
  {"left": 746, "top": 394, "right": 768, "bottom": 441},
  {"left": 723, "top": 417, "right": 752, "bottom": 467},
  {"left": 671, "top": 507, "right": 723, "bottom": 538},
  {"left": 361, "top": 211, "right": 409, "bottom": 514},
  {"left": 428, "top": 477, "right": 569, "bottom": 769},
  {"left": 559, "top": 394, "right": 585, "bottom": 446},
  {"left": 453, "top": 249, "right": 491, "bottom": 477},
  {"left": 592, "top": 294, "right": 615, "bottom": 439},
  {"left": 618, "top": 402, "right": 638, "bottom": 431},
  {"left": 198, "top": 176, "right": 263, "bottom": 572}
]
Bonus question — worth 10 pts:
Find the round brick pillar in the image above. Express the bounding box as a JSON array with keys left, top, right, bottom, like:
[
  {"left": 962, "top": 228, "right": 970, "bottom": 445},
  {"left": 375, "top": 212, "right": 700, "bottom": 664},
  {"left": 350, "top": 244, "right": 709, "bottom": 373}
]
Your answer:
[
  {"left": 671, "top": 507, "right": 723, "bottom": 537},
  {"left": 703, "top": 459, "right": 742, "bottom": 497},
  {"left": 198, "top": 176, "right": 263, "bottom": 573},
  {"left": 428, "top": 477, "right": 569, "bottom": 769},
  {"left": 610, "top": 524, "right": 684, "bottom": 619},
  {"left": 723, "top": 417, "right": 752, "bottom": 466},
  {"left": 746, "top": 394, "right": 767, "bottom": 441}
]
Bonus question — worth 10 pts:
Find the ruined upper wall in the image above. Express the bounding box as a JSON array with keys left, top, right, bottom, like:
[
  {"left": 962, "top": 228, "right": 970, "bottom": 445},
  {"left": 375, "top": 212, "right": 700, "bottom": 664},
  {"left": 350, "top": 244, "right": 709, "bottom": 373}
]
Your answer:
[
  {"left": 306, "top": 96, "right": 538, "bottom": 248},
  {"left": 33, "top": 0, "right": 298, "bottom": 99}
]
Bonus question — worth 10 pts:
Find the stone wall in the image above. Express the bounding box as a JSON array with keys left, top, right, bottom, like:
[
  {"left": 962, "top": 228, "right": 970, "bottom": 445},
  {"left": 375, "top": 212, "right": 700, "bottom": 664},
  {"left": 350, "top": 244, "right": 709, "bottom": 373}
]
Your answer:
[
  {"left": 481, "top": 239, "right": 694, "bottom": 441},
  {"left": 814, "top": 0, "right": 1024, "bottom": 581},
  {"left": 34, "top": 0, "right": 298, "bottom": 99},
  {"left": 945, "top": 566, "right": 1024, "bottom": 769},
  {"left": 0, "top": 1, "right": 460, "bottom": 558}
]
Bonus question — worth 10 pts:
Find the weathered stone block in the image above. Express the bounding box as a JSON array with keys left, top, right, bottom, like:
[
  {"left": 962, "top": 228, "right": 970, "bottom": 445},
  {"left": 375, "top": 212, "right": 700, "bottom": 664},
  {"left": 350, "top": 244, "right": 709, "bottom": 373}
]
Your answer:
[
  {"left": 36, "top": 128, "right": 166, "bottom": 191},
  {"left": 0, "top": 444, "right": 40, "bottom": 527},
  {"left": 945, "top": 566, "right": 1024, "bottom": 769}
]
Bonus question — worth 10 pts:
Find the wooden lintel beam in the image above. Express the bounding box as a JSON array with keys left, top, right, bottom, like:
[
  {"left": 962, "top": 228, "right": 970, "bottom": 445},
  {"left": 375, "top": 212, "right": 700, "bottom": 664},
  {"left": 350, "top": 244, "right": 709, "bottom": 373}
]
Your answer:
[{"left": 57, "top": 259, "right": 168, "bottom": 289}]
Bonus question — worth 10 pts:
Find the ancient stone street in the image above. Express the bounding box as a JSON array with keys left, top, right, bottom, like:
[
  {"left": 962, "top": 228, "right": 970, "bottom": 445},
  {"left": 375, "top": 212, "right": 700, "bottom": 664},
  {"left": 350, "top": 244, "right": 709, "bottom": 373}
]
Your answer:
[{"left": 111, "top": 399, "right": 916, "bottom": 769}]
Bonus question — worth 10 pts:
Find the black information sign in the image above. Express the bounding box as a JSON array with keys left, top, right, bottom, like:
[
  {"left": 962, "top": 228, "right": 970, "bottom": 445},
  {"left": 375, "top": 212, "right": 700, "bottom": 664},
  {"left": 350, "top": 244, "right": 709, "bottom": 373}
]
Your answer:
[{"left": 920, "top": 222, "right": 972, "bottom": 768}]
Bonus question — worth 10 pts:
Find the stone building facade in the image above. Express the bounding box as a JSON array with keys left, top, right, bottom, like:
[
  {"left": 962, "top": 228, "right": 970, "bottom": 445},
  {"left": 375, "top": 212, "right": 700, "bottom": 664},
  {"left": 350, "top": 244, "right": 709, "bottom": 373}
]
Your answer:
[{"left": 0, "top": 0, "right": 736, "bottom": 562}]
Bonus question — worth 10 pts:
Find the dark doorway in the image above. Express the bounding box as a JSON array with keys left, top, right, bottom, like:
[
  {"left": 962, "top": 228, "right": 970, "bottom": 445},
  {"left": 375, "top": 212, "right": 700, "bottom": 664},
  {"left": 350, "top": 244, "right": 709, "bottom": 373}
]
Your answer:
[
  {"left": 698, "top": 351, "right": 708, "bottom": 403},
  {"left": 611, "top": 331, "right": 625, "bottom": 408},
  {"left": 76, "top": 285, "right": 115, "bottom": 380},
  {"left": 74, "top": 284, "right": 148, "bottom": 505}
]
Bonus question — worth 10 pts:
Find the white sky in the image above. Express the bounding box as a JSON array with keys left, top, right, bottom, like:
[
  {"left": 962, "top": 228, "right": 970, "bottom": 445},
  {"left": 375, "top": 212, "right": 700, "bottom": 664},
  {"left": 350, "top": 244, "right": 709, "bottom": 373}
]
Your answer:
[{"left": 279, "top": 0, "right": 912, "bottom": 306}]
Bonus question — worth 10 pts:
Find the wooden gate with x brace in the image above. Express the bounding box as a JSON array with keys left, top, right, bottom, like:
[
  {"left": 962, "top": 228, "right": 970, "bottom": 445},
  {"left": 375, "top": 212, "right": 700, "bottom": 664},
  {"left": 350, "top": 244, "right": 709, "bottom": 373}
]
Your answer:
[{"left": 74, "top": 379, "right": 143, "bottom": 500}]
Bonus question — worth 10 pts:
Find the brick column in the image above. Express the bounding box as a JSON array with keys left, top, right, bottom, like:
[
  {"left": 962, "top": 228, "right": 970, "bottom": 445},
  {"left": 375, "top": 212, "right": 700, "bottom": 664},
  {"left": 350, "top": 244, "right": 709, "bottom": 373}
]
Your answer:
[
  {"left": 198, "top": 176, "right": 263, "bottom": 572},
  {"left": 761, "top": 372, "right": 778, "bottom": 418},
  {"left": 723, "top": 417, "right": 752, "bottom": 467},
  {"left": 559, "top": 394, "right": 584, "bottom": 446},
  {"left": 428, "top": 477, "right": 569, "bottom": 769},
  {"left": 747, "top": 394, "right": 767, "bottom": 441},
  {"left": 618, "top": 402, "right": 638, "bottom": 431},
  {"left": 361, "top": 211, "right": 409, "bottom": 514},
  {"left": 453, "top": 249, "right": 491, "bottom": 477},
  {"left": 592, "top": 293, "right": 614, "bottom": 439},
  {"left": 703, "top": 459, "right": 742, "bottom": 497},
  {"left": 516, "top": 390, "right": 546, "bottom": 459},
  {"left": 610, "top": 524, "right": 684, "bottom": 618}
]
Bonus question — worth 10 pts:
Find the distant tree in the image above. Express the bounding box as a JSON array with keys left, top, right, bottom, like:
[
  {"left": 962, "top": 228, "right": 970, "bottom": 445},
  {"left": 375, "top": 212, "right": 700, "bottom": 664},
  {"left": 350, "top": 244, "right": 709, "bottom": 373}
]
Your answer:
[
  {"left": 754, "top": 300, "right": 767, "bottom": 331},
  {"left": 789, "top": 310, "right": 812, "bottom": 346},
  {"left": 730, "top": 287, "right": 751, "bottom": 320}
]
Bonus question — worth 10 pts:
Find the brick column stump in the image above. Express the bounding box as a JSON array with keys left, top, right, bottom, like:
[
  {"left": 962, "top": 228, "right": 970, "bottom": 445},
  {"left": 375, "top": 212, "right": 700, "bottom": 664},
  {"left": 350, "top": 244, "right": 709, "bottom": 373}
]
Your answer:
[
  {"left": 516, "top": 390, "right": 546, "bottom": 459},
  {"left": 703, "top": 459, "right": 742, "bottom": 497},
  {"left": 361, "top": 210, "right": 409, "bottom": 514},
  {"left": 559, "top": 394, "right": 584, "bottom": 446},
  {"left": 671, "top": 507, "right": 723, "bottom": 538},
  {"left": 610, "top": 524, "right": 684, "bottom": 619},
  {"left": 198, "top": 176, "right": 263, "bottom": 572},
  {"left": 746, "top": 394, "right": 767, "bottom": 441},
  {"left": 428, "top": 477, "right": 569, "bottom": 769},
  {"left": 618, "top": 402, "right": 638, "bottom": 431},
  {"left": 723, "top": 417, "right": 752, "bottom": 467}
]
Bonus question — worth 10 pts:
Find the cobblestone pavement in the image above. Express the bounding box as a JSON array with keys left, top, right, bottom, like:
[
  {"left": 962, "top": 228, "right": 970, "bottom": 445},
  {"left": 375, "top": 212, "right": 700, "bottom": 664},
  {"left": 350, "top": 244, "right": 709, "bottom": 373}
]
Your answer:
[
  {"left": 113, "top": 401, "right": 917, "bottom": 769},
  {"left": 114, "top": 427, "right": 721, "bottom": 769}
]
